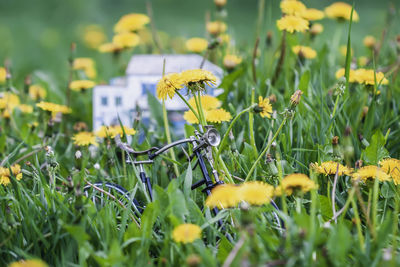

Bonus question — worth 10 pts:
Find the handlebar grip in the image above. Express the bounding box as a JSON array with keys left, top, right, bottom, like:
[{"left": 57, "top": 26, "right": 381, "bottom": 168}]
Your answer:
[{"left": 191, "top": 179, "right": 206, "bottom": 190}]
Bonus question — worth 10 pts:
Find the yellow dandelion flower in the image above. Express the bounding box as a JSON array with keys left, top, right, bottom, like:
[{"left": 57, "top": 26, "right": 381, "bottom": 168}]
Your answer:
[
  {"left": 363, "top": 35, "right": 376, "bottom": 49},
  {"left": 70, "top": 80, "right": 96, "bottom": 92},
  {"left": 311, "top": 161, "right": 353, "bottom": 176},
  {"left": 310, "top": 23, "right": 324, "bottom": 35},
  {"left": 186, "top": 38, "right": 208, "bottom": 53},
  {"left": 354, "top": 68, "right": 388, "bottom": 85},
  {"left": 0, "top": 92, "right": 20, "bottom": 110},
  {"left": 180, "top": 69, "right": 217, "bottom": 88},
  {"left": 379, "top": 158, "right": 400, "bottom": 185},
  {"left": 17, "top": 104, "right": 33, "bottom": 114},
  {"left": 301, "top": 8, "right": 325, "bottom": 21},
  {"left": 280, "top": 0, "right": 306, "bottom": 16},
  {"left": 0, "top": 164, "right": 23, "bottom": 186},
  {"left": 183, "top": 108, "right": 231, "bottom": 124},
  {"left": 98, "top": 42, "right": 123, "bottom": 53},
  {"left": 172, "top": 224, "right": 201, "bottom": 244},
  {"left": 238, "top": 181, "right": 274, "bottom": 206},
  {"left": 352, "top": 165, "right": 391, "bottom": 182},
  {"left": 205, "top": 184, "right": 240, "bottom": 209},
  {"left": 112, "top": 32, "right": 140, "bottom": 49},
  {"left": 29, "top": 85, "right": 47, "bottom": 100},
  {"left": 188, "top": 95, "right": 221, "bottom": 110},
  {"left": 0, "top": 67, "right": 6, "bottom": 83},
  {"left": 83, "top": 25, "right": 106, "bottom": 49},
  {"left": 96, "top": 125, "right": 136, "bottom": 138},
  {"left": 206, "top": 108, "right": 232, "bottom": 123},
  {"left": 72, "top": 132, "right": 98, "bottom": 146},
  {"left": 8, "top": 259, "right": 48, "bottom": 267},
  {"left": 292, "top": 45, "right": 317, "bottom": 59},
  {"left": 2, "top": 109, "right": 10, "bottom": 118},
  {"left": 113, "top": 125, "right": 136, "bottom": 137},
  {"left": 0, "top": 175, "right": 10, "bottom": 185},
  {"left": 275, "top": 173, "right": 317, "bottom": 196},
  {"left": 156, "top": 73, "right": 184, "bottom": 100},
  {"left": 335, "top": 68, "right": 356, "bottom": 82},
  {"left": 73, "top": 57, "right": 95, "bottom": 71},
  {"left": 325, "top": 2, "right": 359, "bottom": 22},
  {"left": 114, "top": 13, "right": 150, "bottom": 33},
  {"left": 218, "top": 33, "right": 231, "bottom": 44},
  {"left": 84, "top": 67, "right": 97, "bottom": 79},
  {"left": 257, "top": 96, "right": 273, "bottom": 118},
  {"left": 223, "top": 54, "right": 242, "bottom": 69},
  {"left": 11, "top": 164, "right": 21, "bottom": 175},
  {"left": 183, "top": 109, "right": 202, "bottom": 124},
  {"left": 36, "top": 101, "right": 72, "bottom": 114},
  {"left": 277, "top": 15, "right": 309, "bottom": 33},
  {"left": 206, "top": 21, "right": 227, "bottom": 36}
]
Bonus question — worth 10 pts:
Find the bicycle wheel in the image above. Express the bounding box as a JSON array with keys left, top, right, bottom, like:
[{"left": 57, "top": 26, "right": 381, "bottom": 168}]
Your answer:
[{"left": 83, "top": 182, "right": 144, "bottom": 215}]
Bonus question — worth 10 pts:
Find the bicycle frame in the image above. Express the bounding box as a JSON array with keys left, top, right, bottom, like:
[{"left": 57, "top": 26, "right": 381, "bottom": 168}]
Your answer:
[{"left": 114, "top": 126, "right": 283, "bottom": 233}]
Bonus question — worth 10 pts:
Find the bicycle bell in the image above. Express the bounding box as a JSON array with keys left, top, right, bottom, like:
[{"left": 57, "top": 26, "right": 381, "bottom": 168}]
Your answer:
[{"left": 204, "top": 125, "right": 221, "bottom": 147}]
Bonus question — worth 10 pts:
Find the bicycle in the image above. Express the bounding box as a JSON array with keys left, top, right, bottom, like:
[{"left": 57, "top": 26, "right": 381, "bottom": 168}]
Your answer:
[{"left": 83, "top": 125, "right": 283, "bottom": 231}]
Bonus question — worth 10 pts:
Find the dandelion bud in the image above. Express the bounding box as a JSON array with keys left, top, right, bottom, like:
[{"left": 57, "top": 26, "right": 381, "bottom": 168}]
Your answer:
[
  {"left": 355, "top": 159, "right": 363, "bottom": 169},
  {"left": 186, "top": 254, "right": 202, "bottom": 267},
  {"left": 290, "top": 90, "right": 303, "bottom": 108},
  {"left": 268, "top": 94, "right": 277, "bottom": 103},
  {"left": 266, "top": 154, "right": 278, "bottom": 175},
  {"left": 363, "top": 35, "right": 376, "bottom": 49},
  {"left": 358, "top": 133, "right": 369, "bottom": 147},
  {"left": 332, "top": 136, "right": 339, "bottom": 146},
  {"left": 214, "top": 0, "right": 227, "bottom": 8}
]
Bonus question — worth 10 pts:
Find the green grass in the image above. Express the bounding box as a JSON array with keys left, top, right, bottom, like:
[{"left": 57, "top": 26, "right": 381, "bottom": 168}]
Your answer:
[{"left": 1, "top": 0, "right": 400, "bottom": 266}]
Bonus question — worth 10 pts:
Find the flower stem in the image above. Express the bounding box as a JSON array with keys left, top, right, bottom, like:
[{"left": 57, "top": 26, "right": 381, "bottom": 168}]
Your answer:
[
  {"left": 371, "top": 177, "right": 379, "bottom": 230},
  {"left": 245, "top": 116, "right": 287, "bottom": 181},
  {"left": 249, "top": 88, "right": 258, "bottom": 158},
  {"left": 194, "top": 91, "right": 207, "bottom": 126},
  {"left": 351, "top": 197, "right": 365, "bottom": 251},
  {"left": 162, "top": 100, "right": 180, "bottom": 177},
  {"left": 175, "top": 90, "right": 200, "bottom": 123}
]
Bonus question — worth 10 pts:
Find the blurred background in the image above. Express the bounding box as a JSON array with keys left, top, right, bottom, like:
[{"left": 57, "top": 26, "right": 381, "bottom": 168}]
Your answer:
[{"left": 0, "top": 0, "right": 397, "bottom": 86}]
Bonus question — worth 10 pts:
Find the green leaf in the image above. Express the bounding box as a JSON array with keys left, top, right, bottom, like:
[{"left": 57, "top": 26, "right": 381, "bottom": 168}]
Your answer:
[
  {"left": 218, "top": 66, "right": 245, "bottom": 101},
  {"left": 183, "top": 162, "right": 193, "bottom": 198},
  {"left": 216, "top": 236, "right": 234, "bottom": 263},
  {"left": 141, "top": 202, "right": 159, "bottom": 239},
  {"left": 362, "top": 131, "right": 389, "bottom": 165},
  {"left": 318, "top": 195, "right": 333, "bottom": 220},
  {"left": 327, "top": 222, "right": 351, "bottom": 264},
  {"left": 380, "top": 182, "right": 395, "bottom": 199},
  {"left": 147, "top": 91, "right": 164, "bottom": 127},
  {"left": 64, "top": 224, "right": 90, "bottom": 245},
  {"left": 299, "top": 70, "right": 310, "bottom": 95}
]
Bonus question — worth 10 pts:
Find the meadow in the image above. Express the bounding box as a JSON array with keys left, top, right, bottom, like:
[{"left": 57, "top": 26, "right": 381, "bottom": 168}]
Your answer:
[{"left": 1, "top": 0, "right": 400, "bottom": 266}]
